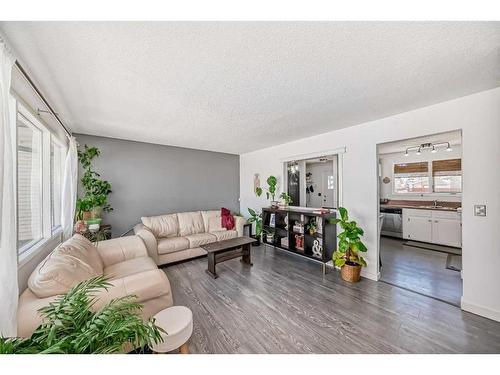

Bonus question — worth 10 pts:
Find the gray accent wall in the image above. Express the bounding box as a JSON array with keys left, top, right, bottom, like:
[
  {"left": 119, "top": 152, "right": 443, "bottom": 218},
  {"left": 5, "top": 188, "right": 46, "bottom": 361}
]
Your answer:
[{"left": 75, "top": 134, "right": 240, "bottom": 237}]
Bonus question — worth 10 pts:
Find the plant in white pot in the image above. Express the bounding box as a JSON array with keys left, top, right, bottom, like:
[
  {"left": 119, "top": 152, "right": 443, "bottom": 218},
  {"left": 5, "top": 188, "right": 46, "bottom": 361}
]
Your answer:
[{"left": 329, "top": 207, "right": 367, "bottom": 282}]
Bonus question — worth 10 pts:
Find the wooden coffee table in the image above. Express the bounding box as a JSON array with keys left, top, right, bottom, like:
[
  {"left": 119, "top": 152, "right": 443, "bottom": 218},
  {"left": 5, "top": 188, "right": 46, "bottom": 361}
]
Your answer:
[{"left": 201, "top": 236, "right": 256, "bottom": 279}]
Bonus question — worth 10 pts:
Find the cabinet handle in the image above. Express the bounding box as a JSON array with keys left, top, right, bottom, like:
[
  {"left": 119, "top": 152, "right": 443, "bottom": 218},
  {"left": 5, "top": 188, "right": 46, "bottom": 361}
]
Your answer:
[
  {"left": 428, "top": 219, "right": 432, "bottom": 222},
  {"left": 435, "top": 220, "right": 438, "bottom": 223}
]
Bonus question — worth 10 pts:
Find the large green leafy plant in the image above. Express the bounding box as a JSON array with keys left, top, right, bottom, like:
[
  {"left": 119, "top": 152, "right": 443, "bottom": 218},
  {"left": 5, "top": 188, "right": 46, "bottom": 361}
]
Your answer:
[
  {"left": 0, "top": 277, "right": 163, "bottom": 354},
  {"left": 329, "top": 207, "right": 368, "bottom": 268},
  {"left": 77, "top": 145, "right": 113, "bottom": 217},
  {"left": 256, "top": 175, "right": 277, "bottom": 201},
  {"left": 247, "top": 208, "right": 270, "bottom": 240}
]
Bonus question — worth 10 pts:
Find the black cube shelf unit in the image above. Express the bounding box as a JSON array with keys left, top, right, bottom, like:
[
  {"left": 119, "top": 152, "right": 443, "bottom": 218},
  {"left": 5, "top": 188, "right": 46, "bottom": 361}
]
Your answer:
[{"left": 262, "top": 207, "right": 337, "bottom": 266}]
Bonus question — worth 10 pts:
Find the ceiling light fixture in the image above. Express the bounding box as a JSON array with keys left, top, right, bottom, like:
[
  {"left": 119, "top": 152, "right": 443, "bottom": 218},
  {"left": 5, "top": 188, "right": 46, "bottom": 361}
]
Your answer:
[{"left": 403, "top": 141, "right": 453, "bottom": 157}]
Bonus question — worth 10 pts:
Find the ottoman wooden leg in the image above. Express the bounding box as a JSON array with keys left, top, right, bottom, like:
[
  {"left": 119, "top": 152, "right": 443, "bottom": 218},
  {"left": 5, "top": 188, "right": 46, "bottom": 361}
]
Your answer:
[{"left": 179, "top": 343, "right": 189, "bottom": 354}]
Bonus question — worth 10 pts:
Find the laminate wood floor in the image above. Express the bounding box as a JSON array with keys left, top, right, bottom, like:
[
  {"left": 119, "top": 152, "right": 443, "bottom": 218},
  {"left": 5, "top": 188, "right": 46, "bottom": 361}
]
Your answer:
[
  {"left": 162, "top": 244, "right": 500, "bottom": 354},
  {"left": 380, "top": 237, "right": 462, "bottom": 306}
]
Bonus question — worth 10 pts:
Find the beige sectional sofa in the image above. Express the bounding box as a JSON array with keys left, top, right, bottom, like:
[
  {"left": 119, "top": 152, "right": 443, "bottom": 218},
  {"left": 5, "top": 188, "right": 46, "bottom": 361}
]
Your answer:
[
  {"left": 17, "top": 234, "right": 173, "bottom": 338},
  {"left": 134, "top": 210, "right": 246, "bottom": 265}
]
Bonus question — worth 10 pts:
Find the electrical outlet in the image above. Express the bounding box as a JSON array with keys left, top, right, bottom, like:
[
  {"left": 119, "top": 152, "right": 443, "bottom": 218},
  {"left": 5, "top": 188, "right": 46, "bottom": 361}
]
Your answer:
[{"left": 474, "top": 205, "right": 486, "bottom": 216}]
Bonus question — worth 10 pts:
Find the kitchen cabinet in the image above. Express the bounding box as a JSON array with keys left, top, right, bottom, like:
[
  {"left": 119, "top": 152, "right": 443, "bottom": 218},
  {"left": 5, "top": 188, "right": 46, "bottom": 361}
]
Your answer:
[
  {"left": 432, "top": 211, "right": 462, "bottom": 248},
  {"left": 403, "top": 208, "right": 461, "bottom": 248}
]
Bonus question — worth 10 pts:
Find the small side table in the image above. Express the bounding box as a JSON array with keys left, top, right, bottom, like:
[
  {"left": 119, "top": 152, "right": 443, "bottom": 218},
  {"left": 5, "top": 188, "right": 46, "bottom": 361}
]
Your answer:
[
  {"left": 150, "top": 306, "right": 193, "bottom": 354},
  {"left": 243, "top": 223, "right": 253, "bottom": 237}
]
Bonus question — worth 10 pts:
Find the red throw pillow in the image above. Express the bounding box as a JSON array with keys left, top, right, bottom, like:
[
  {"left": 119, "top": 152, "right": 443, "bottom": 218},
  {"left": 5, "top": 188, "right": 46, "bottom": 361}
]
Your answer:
[{"left": 221, "top": 208, "right": 235, "bottom": 230}]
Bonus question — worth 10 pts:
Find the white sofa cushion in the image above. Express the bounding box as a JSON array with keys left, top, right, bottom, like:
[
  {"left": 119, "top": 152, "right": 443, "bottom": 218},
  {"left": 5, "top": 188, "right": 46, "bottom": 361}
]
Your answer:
[
  {"left": 211, "top": 230, "right": 238, "bottom": 241},
  {"left": 141, "top": 213, "right": 179, "bottom": 238},
  {"left": 177, "top": 211, "right": 205, "bottom": 236},
  {"left": 201, "top": 210, "right": 226, "bottom": 233},
  {"left": 28, "top": 234, "right": 103, "bottom": 298},
  {"left": 184, "top": 233, "right": 217, "bottom": 248},
  {"left": 104, "top": 257, "right": 158, "bottom": 279},
  {"left": 157, "top": 237, "right": 190, "bottom": 255}
]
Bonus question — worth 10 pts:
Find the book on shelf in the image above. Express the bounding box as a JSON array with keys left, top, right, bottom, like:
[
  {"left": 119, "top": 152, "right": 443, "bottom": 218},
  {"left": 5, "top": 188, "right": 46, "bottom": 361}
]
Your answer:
[
  {"left": 269, "top": 213, "right": 276, "bottom": 227},
  {"left": 316, "top": 218, "right": 323, "bottom": 235}
]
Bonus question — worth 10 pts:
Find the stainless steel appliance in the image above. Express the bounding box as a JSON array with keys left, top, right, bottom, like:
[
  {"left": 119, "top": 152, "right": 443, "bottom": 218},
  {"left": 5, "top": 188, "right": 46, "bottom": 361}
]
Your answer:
[{"left": 380, "top": 207, "right": 403, "bottom": 238}]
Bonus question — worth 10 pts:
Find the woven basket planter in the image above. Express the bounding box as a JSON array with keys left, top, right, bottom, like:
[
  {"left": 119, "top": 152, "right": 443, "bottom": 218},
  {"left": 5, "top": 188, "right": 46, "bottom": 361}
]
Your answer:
[{"left": 340, "top": 263, "right": 362, "bottom": 283}]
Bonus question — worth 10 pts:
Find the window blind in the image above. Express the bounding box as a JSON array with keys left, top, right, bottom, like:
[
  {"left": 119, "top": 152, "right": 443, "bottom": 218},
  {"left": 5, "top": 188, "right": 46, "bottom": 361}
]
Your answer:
[
  {"left": 432, "top": 158, "right": 461, "bottom": 175},
  {"left": 394, "top": 162, "right": 428, "bottom": 174}
]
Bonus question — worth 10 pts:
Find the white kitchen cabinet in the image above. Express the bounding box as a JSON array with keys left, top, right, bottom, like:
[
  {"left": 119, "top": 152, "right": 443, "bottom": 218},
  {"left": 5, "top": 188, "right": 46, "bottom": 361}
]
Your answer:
[
  {"left": 432, "top": 211, "right": 462, "bottom": 247},
  {"left": 403, "top": 208, "right": 462, "bottom": 247},
  {"left": 403, "top": 209, "right": 432, "bottom": 243}
]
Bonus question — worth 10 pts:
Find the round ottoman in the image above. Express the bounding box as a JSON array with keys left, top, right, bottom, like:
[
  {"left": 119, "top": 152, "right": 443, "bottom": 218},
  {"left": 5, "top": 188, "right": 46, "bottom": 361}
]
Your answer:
[{"left": 150, "top": 306, "right": 193, "bottom": 354}]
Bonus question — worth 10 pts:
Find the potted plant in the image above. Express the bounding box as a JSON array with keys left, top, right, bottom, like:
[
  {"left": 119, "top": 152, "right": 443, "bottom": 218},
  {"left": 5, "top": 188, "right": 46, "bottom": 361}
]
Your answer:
[
  {"left": 328, "top": 207, "right": 367, "bottom": 283},
  {"left": 77, "top": 145, "right": 113, "bottom": 222},
  {"left": 306, "top": 220, "right": 317, "bottom": 235},
  {"left": 256, "top": 175, "right": 278, "bottom": 208},
  {"left": 279, "top": 192, "right": 293, "bottom": 207},
  {"left": 0, "top": 276, "right": 163, "bottom": 354},
  {"left": 247, "top": 208, "right": 269, "bottom": 246},
  {"left": 75, "top": 196, "right": 93, "bottom": 221}
]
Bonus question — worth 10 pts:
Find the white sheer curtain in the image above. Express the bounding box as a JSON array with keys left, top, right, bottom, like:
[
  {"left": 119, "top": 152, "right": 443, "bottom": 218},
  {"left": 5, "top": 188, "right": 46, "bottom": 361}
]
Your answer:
[
  {"left": 0, "top": 37, "right": 17, "bottom": 337},
  {"left": 61, "top": 136, "right": 78, "bottom": 240}
]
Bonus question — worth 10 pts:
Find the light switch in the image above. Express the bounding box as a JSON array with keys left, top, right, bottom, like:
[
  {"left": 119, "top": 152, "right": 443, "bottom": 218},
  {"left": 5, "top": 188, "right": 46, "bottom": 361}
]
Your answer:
[{"left": 474, "top": 205, "right": 486, "bottom": 216}]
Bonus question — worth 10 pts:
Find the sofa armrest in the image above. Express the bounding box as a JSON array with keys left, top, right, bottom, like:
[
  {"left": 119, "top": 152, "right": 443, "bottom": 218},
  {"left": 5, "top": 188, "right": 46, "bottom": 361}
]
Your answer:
[
  {"left": 93, "top": 269, "right": 172, "bottom": 308},
  {"left": 134, "top": 223, "right": 159, "bottom": 264},
  {"left": 96, "top": 235, "right": 148, "bottom": 267},
  {"left": 17, "top": 289, "right": 59, "bottom": 338},
  {"left": 234, "top": 215, "right": 247, "bottom": 237}
]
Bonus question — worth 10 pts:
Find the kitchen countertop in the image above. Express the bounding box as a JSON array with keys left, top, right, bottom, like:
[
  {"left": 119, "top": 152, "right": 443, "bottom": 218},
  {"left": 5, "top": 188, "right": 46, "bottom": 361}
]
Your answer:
[{"left": 380, "top": 200, "right": 461, "bottom": 212}]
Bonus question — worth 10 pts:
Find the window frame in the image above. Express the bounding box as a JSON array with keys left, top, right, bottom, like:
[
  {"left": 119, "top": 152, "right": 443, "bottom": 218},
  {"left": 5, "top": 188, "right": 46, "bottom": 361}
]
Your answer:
[
  {"left": 393, "top": 172, "right": 431, "bottom": 195},
  {"left": 392, "top": 160, "right": 462, "bottom": 196},
  {"left": 17, "top": 106, "right": 45, "bottom": 254},
  {"left": 50, "top": 137, "right": 65, "bottom": 233},
  {"left": 15, "top": 100, "right": 67, "bottom": 260}
]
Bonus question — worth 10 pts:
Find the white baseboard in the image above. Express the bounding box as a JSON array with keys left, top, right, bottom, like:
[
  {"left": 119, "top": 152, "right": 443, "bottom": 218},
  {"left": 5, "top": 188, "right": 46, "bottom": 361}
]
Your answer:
[
  {"left": 461, "top": 298, "right": 500, "bottom": 322},
  {"left": 361, "top": 270, "right": 379, "bottom": 281}
]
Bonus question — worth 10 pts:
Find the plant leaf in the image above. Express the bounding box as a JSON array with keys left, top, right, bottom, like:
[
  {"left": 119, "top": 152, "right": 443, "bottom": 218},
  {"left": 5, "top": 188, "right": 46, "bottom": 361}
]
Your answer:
[{"left": 338, "top": 207, "right": 348, "bottom": 221}]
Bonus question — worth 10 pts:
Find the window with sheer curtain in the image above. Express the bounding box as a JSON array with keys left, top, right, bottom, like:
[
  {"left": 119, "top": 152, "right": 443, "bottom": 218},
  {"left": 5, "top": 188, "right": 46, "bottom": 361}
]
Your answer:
[
  {"left": 17, "top": 112, "right": 43, "bottom": 252},
  {"left": 16, "top": 103, "right": 66, "bottom": 255}
]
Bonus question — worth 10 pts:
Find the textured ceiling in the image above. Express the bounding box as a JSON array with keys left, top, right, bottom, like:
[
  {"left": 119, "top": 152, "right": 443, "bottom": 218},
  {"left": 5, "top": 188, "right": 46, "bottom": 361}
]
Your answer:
[
  {"left": 377, "top": 130, "right": 462, "bottom": 154},
  {"left": 1, "top": 22, "right": 499, "bottom": 154}
]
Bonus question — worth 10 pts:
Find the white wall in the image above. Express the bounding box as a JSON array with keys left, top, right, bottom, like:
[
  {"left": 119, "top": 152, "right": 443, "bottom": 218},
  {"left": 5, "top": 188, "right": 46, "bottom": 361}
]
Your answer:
[
  {"left": 240, "top": 87, "right": 500, "bottom": 321},
  {"left": 379, "top": 145, "right": 462, "bottom": 202}
]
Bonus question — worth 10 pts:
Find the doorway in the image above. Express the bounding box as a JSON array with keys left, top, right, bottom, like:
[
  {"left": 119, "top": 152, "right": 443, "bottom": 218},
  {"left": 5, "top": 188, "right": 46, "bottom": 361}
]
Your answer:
[
  {"left": 376, "top": 130, "right": 463, "bottom": 306},
  {"left": 285, "top": 153, "right": 339, "bottom": 209}
]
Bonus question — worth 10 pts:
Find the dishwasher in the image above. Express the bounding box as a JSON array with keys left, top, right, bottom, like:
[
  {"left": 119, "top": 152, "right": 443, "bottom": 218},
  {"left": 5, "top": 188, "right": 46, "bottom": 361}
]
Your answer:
[{"left": 380, "top": 207, "right": 403, "bottom": 238}]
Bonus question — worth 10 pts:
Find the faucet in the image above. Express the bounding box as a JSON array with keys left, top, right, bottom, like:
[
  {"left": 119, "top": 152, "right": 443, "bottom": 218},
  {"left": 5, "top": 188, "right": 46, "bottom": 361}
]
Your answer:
[{"left": 433, "top": 200, "right": 439, "bottom": 208}]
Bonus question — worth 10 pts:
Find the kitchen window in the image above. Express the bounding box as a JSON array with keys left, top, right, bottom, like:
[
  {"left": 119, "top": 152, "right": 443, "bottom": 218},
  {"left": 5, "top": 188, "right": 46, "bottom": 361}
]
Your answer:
[
  {"left": 432, "top": 159, "right": 462, "bottom": 193},
  {"left": 393, "top": 162, "right": 430, "bottom": 194}
]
